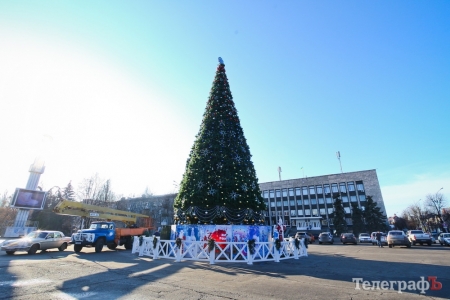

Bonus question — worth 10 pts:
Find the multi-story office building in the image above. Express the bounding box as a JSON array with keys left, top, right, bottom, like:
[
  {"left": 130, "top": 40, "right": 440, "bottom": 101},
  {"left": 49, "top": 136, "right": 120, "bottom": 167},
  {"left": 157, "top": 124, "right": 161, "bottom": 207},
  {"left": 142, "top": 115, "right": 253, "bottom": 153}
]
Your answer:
[
  {"left": 121, "top": 169, "right": 386, "bottom": 232},
  {"left": 259, "top": 169, "right": 387, "bottom": 232}
]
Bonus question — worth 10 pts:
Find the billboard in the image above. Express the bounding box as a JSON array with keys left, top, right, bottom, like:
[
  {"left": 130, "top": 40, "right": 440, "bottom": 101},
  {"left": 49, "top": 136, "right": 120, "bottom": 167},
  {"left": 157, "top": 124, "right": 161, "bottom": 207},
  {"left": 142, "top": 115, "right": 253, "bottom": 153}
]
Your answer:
[{"left": 11, "top": 188, "right": 47, "bottom": 210}]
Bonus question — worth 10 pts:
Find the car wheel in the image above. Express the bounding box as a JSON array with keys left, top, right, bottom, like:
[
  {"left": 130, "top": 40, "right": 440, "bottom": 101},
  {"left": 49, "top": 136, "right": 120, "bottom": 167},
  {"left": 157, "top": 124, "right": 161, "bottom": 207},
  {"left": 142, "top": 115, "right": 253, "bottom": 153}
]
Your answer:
[
  {"left": 6, "top": 251, "right": 15, "bottom": 255},
  {"left": 389, "top": 244, "right": 393, "bottom": 248},
  {"left": 125, "top": 237, "right": 133, "bottom": 250},
  {"left": 95, "top": 238, "right": 105, "bottom": 253},
  {"left": 107, "top": 243, "right": 118, "bottom": 250},
  {"left": 58, "top": 243, "right": 67, "bottom": 252},
  {"left": 354, "top": 242, "right": 357, "bottom": 245},
  {"left": 420, "top": 243, "right": 423, "bottom": 246},
  {"left": 319, "top": 242, "right": 322, "bottom": 244},
  {"left": 412, "top": 242, "right": 416, "bottom": 246},
  {"left": 427, "top": 242, "right": 431, "bottom": 246},
  {"left": 407, "top": 243, "right": 411, "bottom": 248},
  {"left": 74, "top": 245, "right": 83, "bottom": 253},
  {"left": 28, "top": 244, "right": 39, "bottom": 255}
]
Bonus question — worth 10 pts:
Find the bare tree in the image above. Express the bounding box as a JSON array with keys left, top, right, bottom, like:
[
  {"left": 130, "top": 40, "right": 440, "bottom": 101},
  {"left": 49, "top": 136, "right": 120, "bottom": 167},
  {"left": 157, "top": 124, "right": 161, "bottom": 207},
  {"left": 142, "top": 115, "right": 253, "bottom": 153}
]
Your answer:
[
  {"left": 142, "top": 186, "right": 153, "bottom": 198},
  {"left": 1, "top": 190, "right": 12, "bottom": 207},
  {"left": 425, "top": 192, "right": 447, "bottom": 226},
  {"left": 77, "top": 173, "right": 102, "bottom": 201},
  {"left": 97, "top": 179, "right": 117, "bottom": 203}
]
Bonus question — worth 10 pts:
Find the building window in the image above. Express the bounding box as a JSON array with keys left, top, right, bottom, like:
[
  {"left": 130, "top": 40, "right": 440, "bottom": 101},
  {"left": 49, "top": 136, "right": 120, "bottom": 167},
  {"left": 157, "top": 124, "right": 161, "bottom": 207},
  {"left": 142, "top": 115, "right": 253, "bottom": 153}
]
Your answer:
[
  {"left": 276, "top": 201, "right": 281, "bottom": 207},
  {"left": 350, "top": 195, "right": 357, "bottom": 202},
  {"left": 289, "top": 188, "right": 294, "bottom": 197},
  {"left": 348, "top": 182, "right": 355, "bottom": 192},
  {"left": 277, "top": 211, "right": 282, "bottom": 216},
  {"left": 357, "top": 182, "right": 365, "bottom": 192},
  {"left": 283, "top": 200, "right": 288, "bottom": 206},
  {"left": 282, "top": 189, "right": 287, "bottom": 197},
  {"left": 295, "top": 188, "right": 301, "bottom": 196},
  {"left": 309, "top": 186, "right": 315, "bottom": 195},
  {"left": 320, "top": 208, "right": 326, "bottom": 215},
  {"left": 271, "top": 211, "right": 276, "bottom": 216},
  {"left": 359, "top": 195, "right": 366, "bottom": 202},
  {"left": 270, "top": 202, "right": 275, "bottom": 207},
  {"left": 290, "top": 210, "right": 296, "bottom": 216},
  {"left": 342, "top": 196, "right": 348, "bottom": 203},
  {"left": 312, "top": 209, "right": 318, "bottom": 216},
  {"left": 298, "top": 209, "right": 303, "bottom": 216},
  {"left": 344, "top": 207, "right": 351, "bottom": 214},
  {"left": 269, "top": 190, "right": 274, "bottom": 198},
  {"left": 304, "top": 199, "right": 310, "bottom": 205},
  {"left": 302, "top": 187, "right": 308, "bottom": 196},
  {"left": 332, "top": 184, "right": 338, "bottom": 193},
  {"left": 311, "top": 199, "right": 317, "bottom": 205},
  {"left": 276, "top": 189, "right": 281, "bottom": 197},
  {"left": 263, "top": 191, "right": 269, "bottom": 198},
  {"left": 340, "top": 183, "right": 347, "bottom": 193},
  {"left": 328, "top": 208, "right": 334, "bottom": 214},
  {"left": 326, "top": 197, "right": 332, "bottom": 204},
  {"left": 297, "top": 199, "right": 302, "bottom": 206},
  {"left": 305, "top": 209, "right": 311, "bottom": 216},
  {"left": 284, "top": 211, "right": 289, "bottom": 216},
  {"left": 324, "top": 185, "right": 330, "bottom": 194},
  {"left": 318, "top": 197, "right": 324, "bottom": 204},
  {"left": 316, "top": 185, "right": 323, "bottom": 194},
  {"left": 289, "top": 200, "right": 295, "bottom": 206}
]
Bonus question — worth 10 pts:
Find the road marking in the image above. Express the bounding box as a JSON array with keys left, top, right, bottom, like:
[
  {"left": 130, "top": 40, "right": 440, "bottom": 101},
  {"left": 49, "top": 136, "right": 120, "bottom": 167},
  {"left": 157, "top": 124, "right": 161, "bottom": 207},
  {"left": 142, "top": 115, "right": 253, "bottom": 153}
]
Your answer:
[
  {"left": 0, "top": 278, "right": 52, "bottom": 287},
  {"left": 51, "top": 291, "right": 99, "bottom": 299}
]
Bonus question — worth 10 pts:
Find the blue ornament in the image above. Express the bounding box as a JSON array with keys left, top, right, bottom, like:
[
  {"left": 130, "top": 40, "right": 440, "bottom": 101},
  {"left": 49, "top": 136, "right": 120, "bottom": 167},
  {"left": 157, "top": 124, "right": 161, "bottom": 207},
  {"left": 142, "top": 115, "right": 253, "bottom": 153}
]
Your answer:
[{"left": 218, "top": 57, "right": 224, "bottom": 64}]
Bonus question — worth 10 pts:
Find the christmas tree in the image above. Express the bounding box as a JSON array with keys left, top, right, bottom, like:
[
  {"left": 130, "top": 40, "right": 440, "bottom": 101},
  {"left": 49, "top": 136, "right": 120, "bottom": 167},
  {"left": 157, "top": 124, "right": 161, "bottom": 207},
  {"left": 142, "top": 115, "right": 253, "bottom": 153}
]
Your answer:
[{"left": 174, "top": 58, "right": 266, "bottom": 225}]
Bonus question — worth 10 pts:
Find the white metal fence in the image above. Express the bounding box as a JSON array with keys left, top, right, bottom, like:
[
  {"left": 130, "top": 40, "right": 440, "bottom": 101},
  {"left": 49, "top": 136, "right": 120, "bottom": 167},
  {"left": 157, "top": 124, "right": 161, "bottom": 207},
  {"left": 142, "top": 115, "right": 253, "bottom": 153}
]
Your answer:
[{"left": 132, "top": 237, "right": 308, "bottom": 264}]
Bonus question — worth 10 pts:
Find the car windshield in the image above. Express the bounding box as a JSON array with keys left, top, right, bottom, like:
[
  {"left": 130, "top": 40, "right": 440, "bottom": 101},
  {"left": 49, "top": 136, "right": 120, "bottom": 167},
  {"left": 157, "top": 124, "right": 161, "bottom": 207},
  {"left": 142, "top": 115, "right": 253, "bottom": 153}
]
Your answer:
[
  {"left": 89, "top": 223, "right": 110, "bottom": 229},
  {"left": 360, "top": 233, "right": 369, "bottom": 237},
  {"left": 442, "top": 234, "right": 450, "bottom": 238},
  {"left": 26, "top": 231, "right": 48, "bottom": 239},
  {"left": 389, "top": 232, "right": 403, "bottom": 236},
  {"left": 410, "top": 230, "right": 423, "bottom": 234},
  {"left": 344, "top": 234, "right": 354, "bottom": 237}
]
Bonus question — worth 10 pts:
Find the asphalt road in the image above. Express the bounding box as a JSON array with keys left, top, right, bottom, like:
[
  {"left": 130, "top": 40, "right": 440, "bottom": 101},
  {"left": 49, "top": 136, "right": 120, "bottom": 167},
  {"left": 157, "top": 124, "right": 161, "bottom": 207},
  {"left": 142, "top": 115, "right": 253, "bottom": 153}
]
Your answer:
[{"left": 0, "top": 241, "right": 449, "bottom": 299}]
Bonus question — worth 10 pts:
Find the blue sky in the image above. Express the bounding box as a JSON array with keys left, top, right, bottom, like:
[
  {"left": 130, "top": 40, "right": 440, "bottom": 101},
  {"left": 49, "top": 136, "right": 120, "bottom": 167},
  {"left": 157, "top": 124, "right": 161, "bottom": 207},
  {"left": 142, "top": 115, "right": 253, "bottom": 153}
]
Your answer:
[{"left": 0, "top": 1, "right": 449, "bottom": 217}]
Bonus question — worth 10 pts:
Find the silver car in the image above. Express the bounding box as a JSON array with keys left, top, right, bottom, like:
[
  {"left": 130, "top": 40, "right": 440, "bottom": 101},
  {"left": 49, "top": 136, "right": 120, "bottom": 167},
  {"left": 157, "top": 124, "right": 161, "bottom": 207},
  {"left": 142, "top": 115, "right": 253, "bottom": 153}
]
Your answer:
[
  {"left": 318, "top": 232, "right": 334, "bottom": 244},
  {"left": 1, "top": 230, "right": 71, "bottom": 255},
  {"left": 358, "top": 233, "right": 371, "bottom": 243}
]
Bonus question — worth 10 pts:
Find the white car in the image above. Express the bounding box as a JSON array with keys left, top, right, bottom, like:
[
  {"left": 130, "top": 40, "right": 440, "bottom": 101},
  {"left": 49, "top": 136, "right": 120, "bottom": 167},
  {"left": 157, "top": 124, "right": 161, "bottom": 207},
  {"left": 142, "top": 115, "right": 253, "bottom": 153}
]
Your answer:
[
  {"left": 358, "top": 233, "right": 371, "bottom": 243},
  {"left": 1, "top": 230, "right": 71, "bottom": 255},
  {"left": 370, "top": 232, "right": 387, "bottom": 246}
]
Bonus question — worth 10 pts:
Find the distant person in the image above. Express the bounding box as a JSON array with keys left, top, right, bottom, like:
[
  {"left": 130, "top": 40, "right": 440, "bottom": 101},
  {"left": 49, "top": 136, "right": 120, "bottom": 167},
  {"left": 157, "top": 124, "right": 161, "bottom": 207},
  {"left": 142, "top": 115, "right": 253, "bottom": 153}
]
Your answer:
[
  {"left": 154, "top": 231, "right": 160, "bottom": 237},
  {"left": 376, "top": 231, "right": 383, "bottom": 248}
]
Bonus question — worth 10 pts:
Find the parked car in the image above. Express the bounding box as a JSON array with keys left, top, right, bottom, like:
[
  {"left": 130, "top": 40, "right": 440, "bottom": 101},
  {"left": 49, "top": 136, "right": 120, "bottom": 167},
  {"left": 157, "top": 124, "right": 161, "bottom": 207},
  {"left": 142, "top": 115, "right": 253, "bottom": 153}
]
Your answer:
[
  {"left": 0, "top": 230, "right": 71, "bottom": 255},
  {"left": 318, "top": 232, "right": 334, "bottom": 244},
  {"left": 370, "top": 232, "right": 387, "bottom": 246},
  {"left": 358, "top": 233, "right": 371, "bottom": 243},
  {"left": 387, "top": 230, "right": 411, "bottom": 248},
  {"left": 438, "top": 233, "right": 450, "bottom": 246},
  {"left": 340, "top": 233, "right": 357, "bottom": 245},
  {"left": 406, "top": 230, "right": 432, "bottom": 246},
  {"left": 294, "top": 232, "right": 311, "bottom": 242}
]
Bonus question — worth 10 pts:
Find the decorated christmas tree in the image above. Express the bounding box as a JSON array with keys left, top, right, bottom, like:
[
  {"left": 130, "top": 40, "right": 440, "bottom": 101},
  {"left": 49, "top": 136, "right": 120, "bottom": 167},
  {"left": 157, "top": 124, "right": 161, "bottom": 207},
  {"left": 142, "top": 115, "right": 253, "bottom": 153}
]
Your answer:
[{"left": 174, "top": 58, "right": 266, "bottom": 225}]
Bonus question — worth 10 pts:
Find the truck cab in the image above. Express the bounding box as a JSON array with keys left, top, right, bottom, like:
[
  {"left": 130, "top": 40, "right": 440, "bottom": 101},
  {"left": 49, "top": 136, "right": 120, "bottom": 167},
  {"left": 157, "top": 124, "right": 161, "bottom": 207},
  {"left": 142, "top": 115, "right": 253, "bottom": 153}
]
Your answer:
[
  {"left": 72, "top": 221, "right": 146, "bottom": 253},
  {"left": 72, "top": 221, "right": 120, "bottom": 253}
]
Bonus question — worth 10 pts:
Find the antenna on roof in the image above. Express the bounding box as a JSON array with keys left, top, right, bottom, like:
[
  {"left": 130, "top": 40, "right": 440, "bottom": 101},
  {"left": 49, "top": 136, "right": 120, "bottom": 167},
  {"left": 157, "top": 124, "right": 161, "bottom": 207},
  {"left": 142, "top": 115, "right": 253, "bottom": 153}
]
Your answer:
[{"left": 336, "top": 151, "right": 343, "bottom": 173}]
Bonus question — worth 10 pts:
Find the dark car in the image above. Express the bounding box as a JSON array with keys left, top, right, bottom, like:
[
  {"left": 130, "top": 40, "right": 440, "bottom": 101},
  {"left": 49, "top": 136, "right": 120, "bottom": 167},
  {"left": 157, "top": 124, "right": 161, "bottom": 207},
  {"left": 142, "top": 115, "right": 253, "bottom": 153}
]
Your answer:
[
  {"left": 438, "top": 233, "right": 450, "bottom": 246},
  {"left": 318, "top": 232, "right": 334, "bottom": 244},
  {"left": 340, "top": 233, "right": 357, "bottom": 245},
  {"left": 387, "top": 230, "right": 411, "bottom": 248}
]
